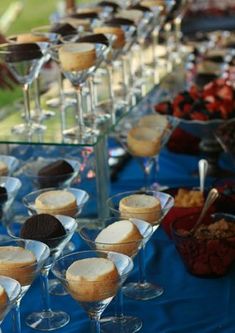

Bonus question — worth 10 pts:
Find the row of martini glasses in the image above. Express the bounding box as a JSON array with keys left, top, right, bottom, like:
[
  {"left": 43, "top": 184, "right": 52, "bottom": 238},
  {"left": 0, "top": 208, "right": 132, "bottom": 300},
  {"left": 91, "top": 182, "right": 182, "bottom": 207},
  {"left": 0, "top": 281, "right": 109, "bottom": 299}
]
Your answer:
[{"left": 0, "top": 0, "right": 188, "bottom": 143}]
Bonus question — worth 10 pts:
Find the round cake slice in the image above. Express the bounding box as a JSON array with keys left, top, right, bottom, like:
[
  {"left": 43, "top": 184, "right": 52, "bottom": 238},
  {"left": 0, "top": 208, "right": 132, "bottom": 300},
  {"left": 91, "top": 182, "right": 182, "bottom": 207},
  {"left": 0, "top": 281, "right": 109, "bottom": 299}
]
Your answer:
[
  {"left": 0, "top": 246, "right": 36, "bottom": 286},
  {"left": 95, "top": 220, "right": 142, "bottom": 256},
  {"left": 35, "top": 190, "right": 78, "bottom": 216},
  {"left": 59, "top": 42, "right": 96, "bottom": 71},
  {"left": 66, "top": 257, "right": 119, "bottom": 302},
  {"left": 93, "top": 26, "right": 125, "bottom": 49},
  {"left": 119, "top": 194, "right": 161, "bottom": 224}
]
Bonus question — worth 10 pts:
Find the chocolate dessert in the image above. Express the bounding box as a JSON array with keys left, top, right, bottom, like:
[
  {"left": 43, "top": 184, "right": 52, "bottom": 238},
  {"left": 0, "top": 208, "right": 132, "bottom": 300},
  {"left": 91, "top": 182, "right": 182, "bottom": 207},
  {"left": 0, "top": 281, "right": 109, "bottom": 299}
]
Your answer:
[
  {"left": 6, "top": 43, "right": 42, "bottom": 62},
  {"left": 37, "top": 159, "right": 74, "bottom": 188},
  {"left": 78, "top": 33, "right": 109, "bottom": 46},
  {"left": 105, "top": 17, "right": 135, "bottom": 27},
  {"left": 70, "top": 12, "right": 98, "bottom": 19},
  {"left": 98, "top": 1, "right": 120, "bottom": 12},
  {"left": 129, "top": 4, "right": 151, "bottom": 12},
  {"left": 20, "top": 214, "right": 66, "bottom": 247},
  {"left": 0, "top": 187, "right": 7, "bottom": 219},
  {"left": 50, "top": 23, "right": 77, "bottom": 36}
]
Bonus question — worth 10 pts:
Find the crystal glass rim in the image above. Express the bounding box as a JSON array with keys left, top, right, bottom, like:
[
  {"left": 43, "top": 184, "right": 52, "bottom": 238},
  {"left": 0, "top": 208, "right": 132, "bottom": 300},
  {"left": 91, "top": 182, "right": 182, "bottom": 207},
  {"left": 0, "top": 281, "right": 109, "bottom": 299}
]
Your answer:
[{"left": 0, "top": 176, "right": 22, "bottom": 195}]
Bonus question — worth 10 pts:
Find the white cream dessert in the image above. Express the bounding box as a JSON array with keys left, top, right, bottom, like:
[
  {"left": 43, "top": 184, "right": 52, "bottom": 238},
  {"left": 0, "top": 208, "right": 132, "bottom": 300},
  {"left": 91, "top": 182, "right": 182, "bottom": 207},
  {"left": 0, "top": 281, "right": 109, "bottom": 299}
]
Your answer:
[
  {"left": 35, "top": 190, "right": 78, "bottom": 216},
  {"left": 0, "top": 246, "right": 36, "bottom": 286},
  {"left": 59, "top": 42, "right": 96, "bottom": 71},
  {"left": 66, "top": 257, "right": 119, "bottom": 302},
  {"left": 119, "top": 194, "right": 161, "bottom": 224},
  {"left": 127, "top": 126, "right": 162, "bottom": 157},
  {"left": 16, "top": 33, "right": 48, "bottom": 43},
  {"left": 95, "top": 220, "right": 142, "bottom": 256}
]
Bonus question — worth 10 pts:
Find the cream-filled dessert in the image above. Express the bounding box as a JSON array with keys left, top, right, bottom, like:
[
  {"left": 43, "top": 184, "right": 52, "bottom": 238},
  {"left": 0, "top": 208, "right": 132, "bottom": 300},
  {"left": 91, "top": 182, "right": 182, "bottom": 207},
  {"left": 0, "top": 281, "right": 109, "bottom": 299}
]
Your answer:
[
  {"left": 93, "top": 26, "right": 125, "bottom": 48},
  {"left": 0, "top": 246, "right": 36, "bottom": 286},
  {"left": 66, "top": 257, "right": 119, "bottom": 302},
  {"left": 0, "top": 161, "right": 8, "bottom": 176},
  {"left": 138, "top": 114, "right": 168, "bottom": 131},
  {"left": 119, "top": 194, "right": 161, "bottom": 224},
  {"left": 127, "top": 126, "right": 162, "bottom": 157},
  {"left": 59, "top": 42, "right": 96, "bottom": 71},
  {"left": 16, "top": 33, "right": 48, "bottom": 43},
  {"left": 116, "top": 9, "right": 143, "bottom": 23},
  {"left": 35, "top": 190, "right": 78, "bottom": 216},
  {"left": 95, "top": 220, "right": 142, "bottom": 256}
]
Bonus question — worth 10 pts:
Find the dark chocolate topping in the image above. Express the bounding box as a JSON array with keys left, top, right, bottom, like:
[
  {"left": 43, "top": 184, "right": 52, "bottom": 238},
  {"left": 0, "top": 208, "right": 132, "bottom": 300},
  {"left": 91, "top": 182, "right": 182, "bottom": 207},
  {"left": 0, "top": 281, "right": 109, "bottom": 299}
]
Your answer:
[
  {"left": 5, "top": 43, "right": 42, "bottom": 62},
  {"left": 78, "top": 33, "right": 109, "bottom": 46},
  {"left": 129, "top": 4, "right": 151, "bottom": 12},
  {"left": 105, "top": 17, "right": 135, "bottom": 27},
  {"left": 0, "top": 187, "right": 7, "bottom": 204},
  {"left": 37, "top": 159, "right": 74, "bottom": 188},
  {"left": 20, "top": 214, "right": 66, "bottom": 244},
  {"left": 98, "top": 1, "right": 120, "bottom": 11},
  {"left": 51, "top": 23, "right": 77, "bottom": 36},
  {"left": 70, "top": 12, "right": 98, "bottom": 19}
]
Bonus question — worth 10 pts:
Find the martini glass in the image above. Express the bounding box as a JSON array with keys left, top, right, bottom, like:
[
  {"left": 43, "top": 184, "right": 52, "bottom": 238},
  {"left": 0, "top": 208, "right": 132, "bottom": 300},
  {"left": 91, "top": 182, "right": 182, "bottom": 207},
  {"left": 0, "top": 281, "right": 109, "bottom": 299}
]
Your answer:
[
  {"left": 0, "top": 155, "right": 19, "bottom": 176},
  {"left": 0, "top": 176, "right": 21, "bottom": 225},
  {"left": 52, "top": 250, "right": 134, "bottom": 333},
  {"left": 116, "top": 123, "right": 172, "bottom": 190},
  {"left": 0, "top": 238, "right": 50, "bottom": 333},
  {"left": 0, "top": 42, "right": 49, "bottom": 136},
  {"left": 79, "top": 217, "right": 153, "bottom": 333},
  {"left": 54, "top": 42, "right": 106, "bottom": 142},
  {"left": 31, "top": 26, "right": 60, "bottom": 121},
  {"left": 0, "top": 276, "right": 21, "bottom": 333},
  {"left": 107, "top": 190, "right": 174, "bottom": 300},
  {"left": 8, "top": 215, "right": 77, "bottom": 331}
]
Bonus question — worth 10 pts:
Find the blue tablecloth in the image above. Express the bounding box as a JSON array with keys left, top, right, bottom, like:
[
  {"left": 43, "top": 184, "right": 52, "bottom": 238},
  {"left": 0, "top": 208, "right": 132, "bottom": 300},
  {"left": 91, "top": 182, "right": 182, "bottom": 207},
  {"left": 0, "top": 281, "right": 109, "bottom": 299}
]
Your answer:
[{"left": 2, "top": 145, "right": 235, "bottom": 333}]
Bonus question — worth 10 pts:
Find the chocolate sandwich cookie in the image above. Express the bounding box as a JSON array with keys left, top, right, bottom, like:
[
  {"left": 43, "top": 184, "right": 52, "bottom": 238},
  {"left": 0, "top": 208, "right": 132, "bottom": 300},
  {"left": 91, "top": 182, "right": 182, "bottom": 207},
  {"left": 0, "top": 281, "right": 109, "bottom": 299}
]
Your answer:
[
  {"left": 20, "top": 214, "right": 66, "bottom": 247},
  {"left": 37, "top": 159, "right": 74, "bottom": 188},
  {"left": 0, "top": 186, "right": 7, "bottom": 219},
  {"left": 70, "top": 12, "right": 98, "bottom": 19},
  {"left": 78, "top": 33, "right": 109, "bottom": 46},
  {"left": 105, "top": 17, "right": 135, "bottom": 27},
  {"left": 6, "top": 43, "right": 42, "bottom": 62},
  {"left": 51, "top": 23, "right": 77, "bottom": 36}
]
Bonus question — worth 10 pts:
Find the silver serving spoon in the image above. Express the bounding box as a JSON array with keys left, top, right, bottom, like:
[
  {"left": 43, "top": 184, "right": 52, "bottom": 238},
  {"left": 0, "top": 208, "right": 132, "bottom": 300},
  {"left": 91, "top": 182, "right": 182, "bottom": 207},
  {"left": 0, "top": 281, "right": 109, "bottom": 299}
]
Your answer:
[
  {"left": 191, "top": 188, "right": 219, "bottom": 235},
  {"left": 198, "top": 159, "right": 208, "bottom": 193}
]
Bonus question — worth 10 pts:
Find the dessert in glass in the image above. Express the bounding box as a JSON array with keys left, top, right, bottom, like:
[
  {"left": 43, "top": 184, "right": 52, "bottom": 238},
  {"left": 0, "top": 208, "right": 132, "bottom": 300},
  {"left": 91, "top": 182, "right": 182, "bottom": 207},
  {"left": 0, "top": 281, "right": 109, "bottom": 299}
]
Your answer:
[
  {"left": 54, "top": 41, "right": 106, "bottom": 142},
  {"left": 0, "top": 276, "right": 21, "bottom": 332},
  {"left": 0, "top": 176, "right": 21, "bottom": 224},
  {"left": 0, "top": 42, "right": 49, "bottom": 136},
  {"left": 0, "top": 155, "right": 19, "bottom": 176},
  {"left": 22, "top": 157, "right": 81, "bottom": 189},
  {"left": 52, "top": 250, "right": 134, "bottom": 333},
  {"left": 79, "top": 217, "right": 153, "bottom": 333},
  {"left": 107, "top": 189, "right": 174, "bottom": 300},
  {"left": 7, "top": 213, "right": 77, "bottom": 331},
  {"left": 0, "top": 238, "right": 50, "bottom": 333}
]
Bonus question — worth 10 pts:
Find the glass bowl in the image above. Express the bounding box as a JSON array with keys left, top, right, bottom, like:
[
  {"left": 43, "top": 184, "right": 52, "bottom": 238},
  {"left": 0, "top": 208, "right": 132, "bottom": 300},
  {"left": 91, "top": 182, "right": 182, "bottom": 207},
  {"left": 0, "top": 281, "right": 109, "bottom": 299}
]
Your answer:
[
  {"left": 0, "top": 176, "right": 22, "bottom": 220},
  {"left": 22, "top": 157, "right": 81, "bottom": 188},
  {"left": 23, "top": 187, "right": 89, "bottom": 217},
  {"left": 171, "top": 212, "right": 235, "bottom": 277},
  {"left": 0, "top": 155, "right": 19, "bottom": 176}
]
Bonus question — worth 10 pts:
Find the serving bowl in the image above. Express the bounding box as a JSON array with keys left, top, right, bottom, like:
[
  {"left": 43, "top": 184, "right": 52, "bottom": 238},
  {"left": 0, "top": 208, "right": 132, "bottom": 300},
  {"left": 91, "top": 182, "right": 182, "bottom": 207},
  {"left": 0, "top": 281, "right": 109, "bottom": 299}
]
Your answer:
[{"left": 171, "top": 212, "right": 235, "bottom": 277}]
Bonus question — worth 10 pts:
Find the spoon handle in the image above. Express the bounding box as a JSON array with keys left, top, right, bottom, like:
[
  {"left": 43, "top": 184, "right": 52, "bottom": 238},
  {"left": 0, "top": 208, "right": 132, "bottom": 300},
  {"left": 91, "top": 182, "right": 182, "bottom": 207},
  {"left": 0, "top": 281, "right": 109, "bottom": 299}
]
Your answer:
[
  {"left": 193, "top": 188, "right": 219, "bottom": 232},
  {"left": 199, "top": 159, "right": 208, "bottom": 193}
]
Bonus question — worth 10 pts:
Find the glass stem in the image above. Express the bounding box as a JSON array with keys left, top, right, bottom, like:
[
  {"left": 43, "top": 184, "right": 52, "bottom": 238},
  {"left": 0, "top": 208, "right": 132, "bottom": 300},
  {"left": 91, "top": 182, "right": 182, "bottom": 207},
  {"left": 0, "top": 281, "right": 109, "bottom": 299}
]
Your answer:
[
  {"left": 34, "top": 76, "right": 42, "bottom": 119},
  {"left": 12, "top": 298, "right": 21, "bottom": 333},
  {"left": 90, "top": 314, "right": 101, "bottom": 333},
  {"left": 121, "top": 55, "right": 128, "bottom": 101},
  {"left": 138, "top": 245, "right": 147, "bottom": 285},
  {"left": 23, "top": 83, "right": 31, "bottom": 127},
  {"left": 75, "top": 85, "right": 85, "bottom": 134},
  {"left": 106, "top": 64, "right": 115, "bottom": 124},
  {"left": 40, "top": 267, "right": 51, "bottom": 312},
  {"left": 115, "top": 290, "right": 124, "bottom": 318},
  {"left": 88, "top": 76, "right": 96, "bottom": 125}
]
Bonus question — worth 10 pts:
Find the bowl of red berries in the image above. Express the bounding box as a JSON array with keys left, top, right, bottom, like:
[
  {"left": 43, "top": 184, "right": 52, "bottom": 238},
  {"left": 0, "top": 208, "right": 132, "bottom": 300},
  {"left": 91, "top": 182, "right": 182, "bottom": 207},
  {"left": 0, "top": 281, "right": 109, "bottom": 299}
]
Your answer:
[{"left": 171, "top": 211, "right": 235, "bottom": 277}]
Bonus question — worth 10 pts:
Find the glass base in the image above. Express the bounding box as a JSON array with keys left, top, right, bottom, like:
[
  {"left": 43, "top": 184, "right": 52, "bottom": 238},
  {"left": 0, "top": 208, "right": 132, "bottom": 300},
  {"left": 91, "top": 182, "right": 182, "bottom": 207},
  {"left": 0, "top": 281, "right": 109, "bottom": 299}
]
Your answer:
[
  {"left": 11, "top": 122, "right": 46, "bottom": 135},
  {"left": 100, "top": 315, "right": 142, "bottom": 333},
  {"left": 62, "top": 126, "right": 99, "bottom": 142},
  {"left": 122, "top": 282, "right": 164, "bottom": 301},
  {"left": 49, "top": 279, "right": 68, "bottom": 296},
  {"left": 25, "top": 310, "right": 70, "bottom": 331},
  {"left": 31, "top": 109, "right": 55, "bottom": 121}
]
